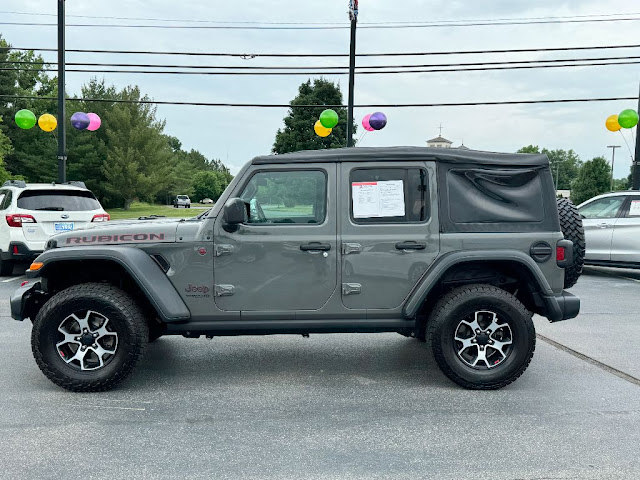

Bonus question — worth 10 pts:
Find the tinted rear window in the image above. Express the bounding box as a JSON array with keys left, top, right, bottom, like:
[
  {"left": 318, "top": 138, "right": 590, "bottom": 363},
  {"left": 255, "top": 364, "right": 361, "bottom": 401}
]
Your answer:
[{"left": 18, "top": 190, "right": 101, "bottom": 211}]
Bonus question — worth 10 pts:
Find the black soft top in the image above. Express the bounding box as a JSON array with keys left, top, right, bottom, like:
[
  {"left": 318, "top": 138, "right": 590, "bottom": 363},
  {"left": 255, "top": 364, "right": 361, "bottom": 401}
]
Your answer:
[{"left": 252, "top": 147, "right": 549, "bottom": 167}]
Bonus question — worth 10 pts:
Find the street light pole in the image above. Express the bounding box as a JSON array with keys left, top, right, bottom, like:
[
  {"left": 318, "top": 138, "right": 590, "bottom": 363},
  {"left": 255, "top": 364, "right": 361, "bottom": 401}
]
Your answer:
[
  {"left": 346, "top": 0, "right": 358, "bottom": 147},
  {"left": 607, "top": 145, "right": 620, "bottom": 191},
  {"left": 57, "top": 0, "right": 66, "bottom": 183}
]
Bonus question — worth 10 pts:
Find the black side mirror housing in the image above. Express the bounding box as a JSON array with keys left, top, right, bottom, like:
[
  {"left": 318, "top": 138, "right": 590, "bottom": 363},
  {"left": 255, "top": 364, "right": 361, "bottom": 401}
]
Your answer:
[{"left": 223, "top": 198, "right": 248, "bottom": 230}]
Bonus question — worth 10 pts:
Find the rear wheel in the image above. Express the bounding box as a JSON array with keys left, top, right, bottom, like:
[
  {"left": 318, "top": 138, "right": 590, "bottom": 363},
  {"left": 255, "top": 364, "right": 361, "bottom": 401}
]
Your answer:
[
  {"left": 557, "top": 197, "right": 585, "bottom": 289},
  {"left": 0, "top": 258, "right": 13, "bottom": 276},
  {"left": 31, "top": 283, "right": 148, "bottom": 392},
  {"left": 427, "top": 284, "right": 535, "bottom": 390}
]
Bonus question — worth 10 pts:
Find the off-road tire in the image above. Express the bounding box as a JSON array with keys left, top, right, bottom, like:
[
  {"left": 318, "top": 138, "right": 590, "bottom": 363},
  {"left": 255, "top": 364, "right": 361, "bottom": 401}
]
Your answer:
[
  {"left": 31, "top": 283, "right": 148, "bottom": 392},
  {"left": 0, "top": 258, "right": 13, "bottom": 276},
  {"left": 427, "top": 284, "right": 535, "bottom": 390},
  {"left": 556, "top": 197, "right": 585, "bottom": 289}
]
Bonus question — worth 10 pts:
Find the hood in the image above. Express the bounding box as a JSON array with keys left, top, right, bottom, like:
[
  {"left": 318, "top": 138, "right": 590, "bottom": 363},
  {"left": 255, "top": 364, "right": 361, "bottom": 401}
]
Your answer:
[{"left": 50, "top": 218, "right": 182, "bottom": 248}]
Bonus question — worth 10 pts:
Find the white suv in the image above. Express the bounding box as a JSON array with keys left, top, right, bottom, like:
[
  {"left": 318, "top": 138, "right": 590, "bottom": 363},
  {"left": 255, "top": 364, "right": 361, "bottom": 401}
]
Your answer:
[
  {"left": 0, "top": 181, "right": 109, "bottom": 275},
  {"left": 173, "top": 195, "right": 191, "bottom": 208}
]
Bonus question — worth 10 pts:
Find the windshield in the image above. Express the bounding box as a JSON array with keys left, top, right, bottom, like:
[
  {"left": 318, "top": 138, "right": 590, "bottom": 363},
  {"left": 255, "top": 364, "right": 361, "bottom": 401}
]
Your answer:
[{"left": 17, "top": 190, "right": 102, "bottom": 211}]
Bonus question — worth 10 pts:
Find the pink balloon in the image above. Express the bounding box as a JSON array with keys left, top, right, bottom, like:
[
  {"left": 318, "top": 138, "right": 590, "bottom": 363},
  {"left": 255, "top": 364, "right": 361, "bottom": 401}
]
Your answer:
[
  {"left": 362, "top": 113, "right": 375, "bottom": 132},
  {"left": 86, "top": 112, "right": 101, "bottom": 131}
]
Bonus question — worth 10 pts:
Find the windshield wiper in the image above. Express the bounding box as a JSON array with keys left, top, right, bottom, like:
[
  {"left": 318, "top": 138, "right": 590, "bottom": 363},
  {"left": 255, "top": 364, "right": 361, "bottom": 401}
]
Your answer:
[{"left": 34, "top": 207, "right": 64, "bottom": 211}]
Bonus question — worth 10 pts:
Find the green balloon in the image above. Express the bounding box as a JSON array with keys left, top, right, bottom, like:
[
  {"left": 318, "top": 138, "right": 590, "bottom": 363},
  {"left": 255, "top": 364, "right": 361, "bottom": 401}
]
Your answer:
[
  {"left": 15, "top": 109, "right": 36, "bottom": 130},
  {"left": 618, "top": 109, "right": 639, "bottom": 129},
  {"left": 319, "top": 109, "right": 339, "bottom": 129}
]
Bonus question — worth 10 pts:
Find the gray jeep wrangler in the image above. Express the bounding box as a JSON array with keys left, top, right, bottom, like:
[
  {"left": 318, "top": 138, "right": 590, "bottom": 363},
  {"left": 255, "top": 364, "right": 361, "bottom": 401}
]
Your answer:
[{"left": 11, "top": 147, "right": 584, "bottom": 392}]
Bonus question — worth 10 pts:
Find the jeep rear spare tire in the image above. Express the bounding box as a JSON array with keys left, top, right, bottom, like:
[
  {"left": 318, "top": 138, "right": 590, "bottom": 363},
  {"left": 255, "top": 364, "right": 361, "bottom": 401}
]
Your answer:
[
  {"left": 556, "top": 197, "right": 585, "bottom": 289},
  {"left": 31, "top": 283, "right": 148, "bottom": 392},
  {"left": 427, "top": 284, "right": 535, "bottom": 390}
]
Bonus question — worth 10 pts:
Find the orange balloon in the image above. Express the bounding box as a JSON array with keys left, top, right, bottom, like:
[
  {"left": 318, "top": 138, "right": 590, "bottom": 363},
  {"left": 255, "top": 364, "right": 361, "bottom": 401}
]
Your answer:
[
  {"left": 605, "top": 114, "right": 621, "bottom": 132},
  {"left": 314, "top": 120, "right": 332, "bottom": 137}
]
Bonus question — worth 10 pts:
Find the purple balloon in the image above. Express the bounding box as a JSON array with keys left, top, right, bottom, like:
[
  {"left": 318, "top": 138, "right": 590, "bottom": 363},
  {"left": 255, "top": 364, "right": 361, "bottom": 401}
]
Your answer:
[
  {"left": 70, "top": 112, "right": 90, "bottom": 130},
  {"left": 369, "top": 112, "right": 387, "bottom": 130}
]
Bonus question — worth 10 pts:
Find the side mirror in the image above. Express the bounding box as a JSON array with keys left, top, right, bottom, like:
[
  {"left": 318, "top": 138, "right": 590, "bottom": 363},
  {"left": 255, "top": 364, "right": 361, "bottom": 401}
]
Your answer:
[{"left": 223, "top": 198, "right": 248, "bottom": 229}]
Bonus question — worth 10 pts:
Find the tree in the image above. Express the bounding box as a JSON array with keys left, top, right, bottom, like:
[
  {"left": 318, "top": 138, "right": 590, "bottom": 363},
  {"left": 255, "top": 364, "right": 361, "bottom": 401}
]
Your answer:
[
  {"left": 102, "top": 87, "right": 173, "bottom": 209},
  {"left": 191, "top": 170, "right": 227, "bottom": 201},
  {"left": 570, "top": 157, "right": 611, "bottom": 204},
  {"left": 0, "top": 35, "right": 58, "bottom": 181},
  {"left": 273, "top": 78, "right": 355, "bottom": 154},
  {"left": 0, "top": 116, "right": 13, "bottom": 184},
  {"left": 517, "top": 146, "right": 582, "bottom": 190}
]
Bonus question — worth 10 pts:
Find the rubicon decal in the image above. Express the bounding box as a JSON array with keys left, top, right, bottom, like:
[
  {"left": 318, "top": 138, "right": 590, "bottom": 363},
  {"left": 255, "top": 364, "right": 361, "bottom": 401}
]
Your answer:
[{"left": 65, "top": 233, "right": 165, "bottom": 244}]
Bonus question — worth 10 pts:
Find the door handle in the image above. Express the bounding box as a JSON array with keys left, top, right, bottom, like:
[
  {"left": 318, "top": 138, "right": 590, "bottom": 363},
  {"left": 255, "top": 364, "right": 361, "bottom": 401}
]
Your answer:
[
  {"left": 597, "top": 223, "right": 612, "bottom": 229},
  {"left": 300, "top": 242, "right": 331, "bottom": 252},
  {"left": 395, "top": 241, "right": 426, "bottom": 251}
]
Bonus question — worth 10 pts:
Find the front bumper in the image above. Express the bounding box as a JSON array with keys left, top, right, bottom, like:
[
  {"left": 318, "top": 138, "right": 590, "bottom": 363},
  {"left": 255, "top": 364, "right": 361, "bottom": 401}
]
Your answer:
[
  {"left": 10, "top": 281, "right": 43, "bottom": 321},
  {"left": 543, "top": 290, "right": 580, "bottom": 322}
]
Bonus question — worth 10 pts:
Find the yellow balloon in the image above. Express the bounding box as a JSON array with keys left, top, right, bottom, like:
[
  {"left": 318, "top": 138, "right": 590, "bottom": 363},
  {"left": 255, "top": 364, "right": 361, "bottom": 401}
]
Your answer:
[
  {"left": 314, "top": 120, "right": 332, "bottom": 137},
  {"left": 38, "top": 113, "right": 57, "bottom": 132},
  {"left": 605, "top": 114, "right": 621, "bottom": 132}
]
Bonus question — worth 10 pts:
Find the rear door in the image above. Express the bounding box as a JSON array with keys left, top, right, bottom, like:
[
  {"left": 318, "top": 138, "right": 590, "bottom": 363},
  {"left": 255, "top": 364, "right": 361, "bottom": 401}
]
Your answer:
[
  {"left": 578, "top": 196, "right": 626, "bottom": 261},
  {"left": 340, "top": 162, "right": 439, "bottom": 310},
  {"left": 17, "top": 189, "right": 104, "bottom": 242},
  {"left": 610, "top": 194, "right": 640, "bottom": 264}
]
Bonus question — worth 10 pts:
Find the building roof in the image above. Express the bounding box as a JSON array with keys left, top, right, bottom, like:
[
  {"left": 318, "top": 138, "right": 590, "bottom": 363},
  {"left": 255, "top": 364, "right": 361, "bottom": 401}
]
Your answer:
[
  {"left": 252, "top": 146, "right": 549, "bottom": 167},
  {"left": 426, "top": 136, "right": 453, "bottom": 144}
]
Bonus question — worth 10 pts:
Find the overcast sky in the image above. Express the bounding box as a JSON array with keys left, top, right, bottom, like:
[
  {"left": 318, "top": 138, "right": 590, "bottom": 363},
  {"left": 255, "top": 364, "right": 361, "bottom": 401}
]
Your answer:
[{"left": 1, "top": 1, "right": 639, "bottom": 177}]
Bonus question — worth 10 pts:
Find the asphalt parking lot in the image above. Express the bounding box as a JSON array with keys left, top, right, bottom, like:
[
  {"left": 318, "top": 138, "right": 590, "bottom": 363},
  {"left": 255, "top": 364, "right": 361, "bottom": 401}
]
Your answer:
[{"left": 0, "top": 265, "right": 639, "bottom": 479}]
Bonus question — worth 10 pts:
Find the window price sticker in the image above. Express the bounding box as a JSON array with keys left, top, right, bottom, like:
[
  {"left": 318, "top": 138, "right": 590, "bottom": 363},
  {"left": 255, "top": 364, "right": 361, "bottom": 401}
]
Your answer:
[{"left": 352, "top": 180, "right": 405, "bottom": 218}]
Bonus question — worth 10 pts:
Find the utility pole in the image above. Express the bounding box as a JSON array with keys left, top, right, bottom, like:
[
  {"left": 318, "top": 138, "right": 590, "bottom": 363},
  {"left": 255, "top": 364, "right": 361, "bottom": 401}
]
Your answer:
[
  {"left": 57, "top": 0, "right": 66, "bottom": 183},
  {"left": 346, "top": 0, "right": 358, "bottom": 147},
  {"left": 607, "top": 145, "right": 620, "bottom": 191},
  {"left": 633, "top": 81, "right": 640, "bottom": 190}
]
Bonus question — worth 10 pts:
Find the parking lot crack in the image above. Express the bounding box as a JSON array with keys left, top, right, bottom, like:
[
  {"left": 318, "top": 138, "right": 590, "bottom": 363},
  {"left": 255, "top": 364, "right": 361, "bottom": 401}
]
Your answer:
[{"left": 537, "top": 333, "right": 640, "bottom": 387}]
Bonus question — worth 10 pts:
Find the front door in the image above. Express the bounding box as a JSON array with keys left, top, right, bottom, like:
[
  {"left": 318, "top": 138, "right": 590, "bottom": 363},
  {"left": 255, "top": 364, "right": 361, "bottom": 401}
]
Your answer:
[
  {"left": 340, "top": 162, "right": 439, "bottom": 310},
  {"left": 213, "top": 165, "right": 337, "bottom": 312},
  {"left": 578, "top": 195, "right": 626, "bottom": 261}
]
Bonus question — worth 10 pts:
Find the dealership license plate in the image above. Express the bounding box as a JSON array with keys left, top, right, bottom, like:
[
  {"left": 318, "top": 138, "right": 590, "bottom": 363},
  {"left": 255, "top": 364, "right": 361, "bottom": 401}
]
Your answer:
[{"left": 54, "top": 222, "right": 74, "bottom": 232}]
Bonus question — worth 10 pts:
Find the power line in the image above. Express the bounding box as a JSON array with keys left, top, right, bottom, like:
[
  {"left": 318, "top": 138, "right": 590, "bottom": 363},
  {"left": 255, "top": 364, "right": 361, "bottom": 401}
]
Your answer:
[
  {"left": 1, "top": 9, "right": 639, "bottom": 25},
  {"left": 8, "top": 43, "right": 640, "bottom": 58},
  {"left": 3, "top": 60, "right": 639, "bottom": 76},
  {"left": 5, "top": 55, "right": 640, "bottom": 70},
  {"left": 0, "top": 94, "right": 635, "bottom": 108},
  {"left": 0, "top": 11, "right": 640, "bottom": 25},
  {"left": 3, "top": 16, "right": 640, "bottom": 30}
]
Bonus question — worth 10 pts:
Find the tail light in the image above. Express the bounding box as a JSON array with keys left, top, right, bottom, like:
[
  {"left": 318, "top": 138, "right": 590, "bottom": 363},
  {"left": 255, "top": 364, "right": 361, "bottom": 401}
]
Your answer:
[
  {"left": 91, "top": 214, "right": 110, "bottom": 222},
  {"left": 556, "top": 240, "right": 572, "bottom": 268},
  {"left": 6, "top": 214, "right": 36, "bottom": 227}
]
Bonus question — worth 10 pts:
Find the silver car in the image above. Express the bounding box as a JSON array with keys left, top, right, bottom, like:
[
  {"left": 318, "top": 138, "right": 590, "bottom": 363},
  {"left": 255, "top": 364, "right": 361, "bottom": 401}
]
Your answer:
[{"left": 577, "top": 191, "right": 640, "bottom": 267}]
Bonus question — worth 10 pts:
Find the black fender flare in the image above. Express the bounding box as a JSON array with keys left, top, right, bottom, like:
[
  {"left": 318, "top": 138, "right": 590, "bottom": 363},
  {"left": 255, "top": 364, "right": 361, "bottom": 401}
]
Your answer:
[
  {"left": 30, "top": 246, "right": 190, "bottom": 322},
  {"left": 403, "top": 250, "right": 561, "bottom": 320}
]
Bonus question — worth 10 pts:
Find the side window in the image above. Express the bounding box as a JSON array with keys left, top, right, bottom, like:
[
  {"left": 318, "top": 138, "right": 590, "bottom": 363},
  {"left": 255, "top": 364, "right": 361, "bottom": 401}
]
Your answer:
[
  {"left": 626, "top": 197, "right": 640, "bottom": 218},
  {"left": 350, "top": 167, "right": 428, "bottom": 224},
  {"left": 239, "top": 170, "right": 327, "bottom": 225},
  {"left": 0, "top": 190, "right": 11, "bottom": 210},
  {"left": 578, "top": 197, "right": 625, "bottom": 219}
]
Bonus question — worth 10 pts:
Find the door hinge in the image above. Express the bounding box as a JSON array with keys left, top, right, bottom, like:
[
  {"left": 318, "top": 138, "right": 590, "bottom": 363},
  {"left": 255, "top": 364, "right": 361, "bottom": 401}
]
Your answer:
[
  {"left": 341, "top": 243, "right": 362, "bottom": 255},
  {"left": 342, "top": 283, "right": 362, "bottom": 295},
  {"left": 214, "top": 244, "right": 234, "bottom": 256},
  {"left": 214, "top": 284, "right": 235, "bottom": 297}
]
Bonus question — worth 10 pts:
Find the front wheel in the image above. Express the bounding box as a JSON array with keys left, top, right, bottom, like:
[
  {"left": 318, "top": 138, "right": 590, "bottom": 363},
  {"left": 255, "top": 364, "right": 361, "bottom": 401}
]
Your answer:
[
  {"left": 427, "top": 284, "right": 535, "bottom": 390},
  {"left": 31, "top": 283, "right": 148, "bottom": 392}
]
